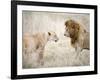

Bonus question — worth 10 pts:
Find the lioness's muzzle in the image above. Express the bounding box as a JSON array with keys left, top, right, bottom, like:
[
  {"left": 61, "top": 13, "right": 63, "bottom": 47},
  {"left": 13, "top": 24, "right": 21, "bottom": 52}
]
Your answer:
[{"left": 55, "top": 38, "right": 59, "bottom": 42}]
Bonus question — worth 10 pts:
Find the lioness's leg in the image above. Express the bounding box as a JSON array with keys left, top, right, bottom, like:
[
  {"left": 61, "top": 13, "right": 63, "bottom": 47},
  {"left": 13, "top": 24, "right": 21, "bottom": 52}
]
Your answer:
[{"left": 36, "top": 47, "right": 44, "bottom": 66}]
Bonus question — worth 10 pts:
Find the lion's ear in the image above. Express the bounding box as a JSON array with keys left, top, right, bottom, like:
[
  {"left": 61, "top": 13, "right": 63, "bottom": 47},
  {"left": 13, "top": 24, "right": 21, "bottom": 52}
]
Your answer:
[{"left": 48, "top": 32, "right": 51, "bottom": 36}]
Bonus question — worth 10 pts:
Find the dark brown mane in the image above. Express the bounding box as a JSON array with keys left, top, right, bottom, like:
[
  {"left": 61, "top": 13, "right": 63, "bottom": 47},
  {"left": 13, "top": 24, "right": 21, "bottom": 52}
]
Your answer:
[{"left": 65, "top": 20, "right": 80, "bottom": 45}]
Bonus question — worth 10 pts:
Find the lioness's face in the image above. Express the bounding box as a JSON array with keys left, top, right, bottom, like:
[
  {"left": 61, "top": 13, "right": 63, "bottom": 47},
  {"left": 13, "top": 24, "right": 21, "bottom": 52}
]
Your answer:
[{"left": 48, "top": 31, "right": 59, "bottom": 42}]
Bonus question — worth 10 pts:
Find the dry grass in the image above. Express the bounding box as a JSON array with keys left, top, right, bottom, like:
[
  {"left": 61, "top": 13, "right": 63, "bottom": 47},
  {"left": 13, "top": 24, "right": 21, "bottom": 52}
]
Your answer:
[{"left": 22, "top": 36, "right": 90, "bottom": 68}]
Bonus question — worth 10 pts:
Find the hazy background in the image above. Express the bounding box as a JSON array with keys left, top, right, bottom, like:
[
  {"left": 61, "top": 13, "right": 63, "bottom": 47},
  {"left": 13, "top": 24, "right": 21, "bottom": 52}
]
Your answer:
[{"left": 22, "top": 11, "right": 90, "bottom": 68}]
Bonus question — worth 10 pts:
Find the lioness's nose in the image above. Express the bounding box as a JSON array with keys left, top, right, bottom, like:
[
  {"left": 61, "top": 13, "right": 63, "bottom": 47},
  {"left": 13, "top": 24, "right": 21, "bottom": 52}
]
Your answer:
[
  {"left": 64, "top": 33, "right": 66, "bottom": 36},
  {"left": 55, "top": 38, "right": 59, "bottom": 42}
]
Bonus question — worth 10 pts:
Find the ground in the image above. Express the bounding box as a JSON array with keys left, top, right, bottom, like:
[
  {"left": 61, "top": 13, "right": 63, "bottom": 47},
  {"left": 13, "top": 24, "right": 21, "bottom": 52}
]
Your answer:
[{"left": 22, "top": 36, "right": 90, "bottom": 68}]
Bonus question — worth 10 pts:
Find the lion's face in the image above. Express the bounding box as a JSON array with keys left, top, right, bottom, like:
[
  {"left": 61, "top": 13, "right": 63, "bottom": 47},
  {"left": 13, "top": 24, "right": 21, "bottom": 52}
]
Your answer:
[
  {"left": 64, "top": 20, "right": 80, "bottom": 44},
  {"left": 64, "top": 26, "right": 70, "bottom": 37}
]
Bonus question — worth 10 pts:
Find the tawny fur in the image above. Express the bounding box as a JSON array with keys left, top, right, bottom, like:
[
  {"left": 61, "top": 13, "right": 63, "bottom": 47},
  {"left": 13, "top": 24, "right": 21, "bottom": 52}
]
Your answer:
[
  {"left": 23, "top": 31, "right": 59, "bottom": 65},
  {"left": 64, "top": 19, "right": 89, "bottom": 53}
]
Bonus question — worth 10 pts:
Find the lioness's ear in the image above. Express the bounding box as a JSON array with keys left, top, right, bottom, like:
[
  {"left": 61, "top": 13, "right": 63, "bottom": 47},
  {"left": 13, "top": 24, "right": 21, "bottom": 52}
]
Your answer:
[{"left": 48, "top": 32, "right": 51, "bottom": 36}]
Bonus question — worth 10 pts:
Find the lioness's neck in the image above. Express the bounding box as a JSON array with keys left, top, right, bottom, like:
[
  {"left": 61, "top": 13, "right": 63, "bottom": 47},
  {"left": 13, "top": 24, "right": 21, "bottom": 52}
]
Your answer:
[{"left": 44, "top": 32, "right": 49, "bottom": 43}]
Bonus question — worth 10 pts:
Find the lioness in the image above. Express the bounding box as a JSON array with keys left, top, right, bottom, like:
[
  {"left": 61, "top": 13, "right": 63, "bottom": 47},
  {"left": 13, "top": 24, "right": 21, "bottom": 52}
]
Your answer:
[{"left": 23, "top": 31, "right": 59, "bottom": 65}]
